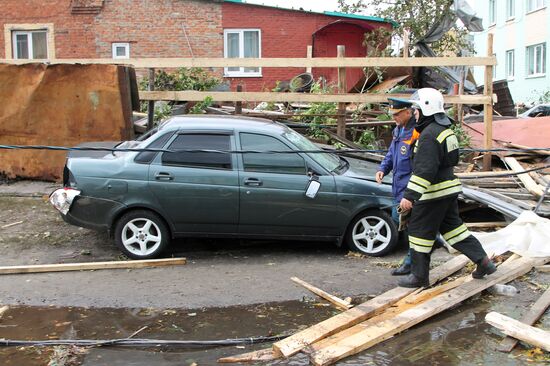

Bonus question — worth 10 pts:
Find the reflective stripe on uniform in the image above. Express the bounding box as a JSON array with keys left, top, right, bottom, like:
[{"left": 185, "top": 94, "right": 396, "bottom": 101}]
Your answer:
[
  {"left": 409, "top": 235, "right": 434, "bottom": 254},
  {"left": 443, "top": 224, "right": 472, "bottom": 245},
  {"left": 419, "top": 185, "right": 462, "bottom": 201},
  {"left": 410, "top": 175, "right": 431, "bottom": 188},
  {"left": 418, "top": 178, "right": 462, "bottom": 201},
  {"left": 407, "top": 181, "right": 427, "bottom": 194},
  {"left": 436, "top": 129, "right": 454, "bottom": 143}
]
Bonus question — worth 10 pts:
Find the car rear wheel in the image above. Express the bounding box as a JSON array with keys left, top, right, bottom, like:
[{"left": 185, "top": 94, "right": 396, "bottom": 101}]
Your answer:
[
  {"left": 345, "top": 209, "right": 398, "bottom": 257},
  {"left": 115, "top": 210, "right": 170, "bottom": 259}
]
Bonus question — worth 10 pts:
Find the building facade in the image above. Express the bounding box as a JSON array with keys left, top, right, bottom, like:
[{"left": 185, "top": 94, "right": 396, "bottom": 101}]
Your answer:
[
  {"left": 472, "top": 0, "right": 549, "bottom": 104},
  {"left": 1, "top": 0, "right": 392, "bottom": 92}
]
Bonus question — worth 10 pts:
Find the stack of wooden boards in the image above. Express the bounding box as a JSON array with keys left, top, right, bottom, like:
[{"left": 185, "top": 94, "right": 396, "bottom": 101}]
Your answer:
[{"left": 219, "top": 254, "right": 549, "bottom": 365}]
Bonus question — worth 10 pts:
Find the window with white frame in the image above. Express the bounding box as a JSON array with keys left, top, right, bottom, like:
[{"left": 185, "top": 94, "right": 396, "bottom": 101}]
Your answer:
[
  {"left": 506, "top": 50, "right": 515, "bottom": 78},
  {"left": 223, "top": 29, "right": 261, "bottom": 77},
  {"left": 527, "top": 0, "right": 546, "bottom": 12},
  {"left": 12, "top": 30, "right": 48, "bottom": 59},
  {"left": 506, "top": 0, "right": 515, "bottom": 19},
  {"left": 112, "top": 43, "right": 130, "bottom": 59},
  {"left": 526, "top": 43, "right": 546, "bottom": 76},
  {"left": 489, "top": 0, "right": 496, "bottom": 25}
]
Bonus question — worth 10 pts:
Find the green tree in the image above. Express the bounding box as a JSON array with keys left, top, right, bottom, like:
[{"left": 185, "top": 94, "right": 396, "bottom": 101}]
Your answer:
[{"left": 337, "top": 0, "right": 473, "bottom": 55}]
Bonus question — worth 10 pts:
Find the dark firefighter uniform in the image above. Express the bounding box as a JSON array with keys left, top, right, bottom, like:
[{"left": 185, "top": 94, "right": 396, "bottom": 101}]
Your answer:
[{"left": 401, "top": 115, "right": 493, "bottom": 285}]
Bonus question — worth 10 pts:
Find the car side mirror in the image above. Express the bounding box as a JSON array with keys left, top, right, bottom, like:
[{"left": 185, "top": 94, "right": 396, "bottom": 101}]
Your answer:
[{"left": 305, "top": 176, "right": 321, "bottom": 199}]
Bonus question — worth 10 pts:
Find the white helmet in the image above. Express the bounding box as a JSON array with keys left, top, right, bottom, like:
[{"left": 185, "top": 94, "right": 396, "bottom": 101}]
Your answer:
[{"left": 408, "top": 88, "right": 445, "bottom": 116}]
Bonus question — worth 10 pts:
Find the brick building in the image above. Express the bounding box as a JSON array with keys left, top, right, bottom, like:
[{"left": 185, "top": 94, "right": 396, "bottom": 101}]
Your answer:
[{"left": 1, "top": 0, "right": 393, "bottom": 91}]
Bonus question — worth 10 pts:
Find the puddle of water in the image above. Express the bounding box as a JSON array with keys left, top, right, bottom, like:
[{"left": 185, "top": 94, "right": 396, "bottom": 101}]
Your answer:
[{"left": 1, "top": 286, "right": 549, "bottom": 365}]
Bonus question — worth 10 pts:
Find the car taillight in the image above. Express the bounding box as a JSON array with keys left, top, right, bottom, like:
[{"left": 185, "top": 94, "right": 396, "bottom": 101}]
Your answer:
[{"left": 49, "top": 188, "right": 81, "bottom": 215}]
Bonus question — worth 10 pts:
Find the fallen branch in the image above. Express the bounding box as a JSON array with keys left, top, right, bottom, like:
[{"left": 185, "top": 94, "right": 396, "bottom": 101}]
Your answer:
[{"left": 1, "top": 221, "right": 23, "bottom": 229}]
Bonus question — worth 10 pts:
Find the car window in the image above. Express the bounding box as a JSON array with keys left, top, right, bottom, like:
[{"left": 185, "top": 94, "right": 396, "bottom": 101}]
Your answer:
[
  {"left": 282, "top": 128, "right": 340, "bottom": 172},
  {"left": 135, "top": 131, "right": 175, "bottom": 164},
  {"left": 162, "top": 134, "right": 232, "bottom": 169},
  {"left": 240, "top": 133, "right": 306, "bottom": 174}
]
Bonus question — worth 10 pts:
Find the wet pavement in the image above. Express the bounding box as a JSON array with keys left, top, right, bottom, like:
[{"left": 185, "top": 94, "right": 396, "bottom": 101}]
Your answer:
[{"left": 1, "top": 276, "right": 549, "bottom": 366}]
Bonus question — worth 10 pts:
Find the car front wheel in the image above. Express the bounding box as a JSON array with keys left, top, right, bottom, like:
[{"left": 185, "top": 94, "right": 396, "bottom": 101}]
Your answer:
[
  {"left": 114, "top": 210, "right": 170, "bottom": 259},
  {"left": 346, "top": 209, "right": 397, "bottom": 257}
]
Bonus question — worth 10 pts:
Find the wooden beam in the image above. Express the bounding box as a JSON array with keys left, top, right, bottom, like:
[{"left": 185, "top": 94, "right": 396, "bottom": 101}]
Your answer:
[
  {"left": 147, "top": 68, "right": 155, "bottom": 131},
  {"left": 337, "top": 45, "right": 347, "bottom": 138},
  {"left": 309, "top": 256, "right": 549, "bottom": 366},
  {"left": 291, "top": 277, "right": 352, "bottom": 311},
  {"left": 535, "top": 265, "right": 550, "bottom": 272},
  {"left": 504, "top": 142, "right": 550, "bottom": 156},
  {"left": 465, "top": 222, "right": 508, "bottom": 229},
  {"left": 0, "top": 56, "right": 497, "bottom": 68},
  {"left": 503, "top": 157, "right": 544, "bottom": 197},
  {"left": 272, "top": 254, "right": 470, "bottom": 357},
  {"left": 497, "top": 287, "right": 550, "bottom": 352},
  {"left": 483, "top": 33, "right": 494, "bottom": 171},
  {"left": 306, "top": 46, "right": 313, "bottom": 73},
  {"left": 139, "top": 91, "right": 491, "bottom": 104},
  {"left": 0, "top": 258, "right": 187, "bottom": 275},
  {"left": 487, "top": 311, "right": 550, "bottom": 352}
]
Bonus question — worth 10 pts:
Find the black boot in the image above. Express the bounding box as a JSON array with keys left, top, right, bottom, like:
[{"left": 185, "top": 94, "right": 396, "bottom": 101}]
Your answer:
[
  {"left": 391, "top": 249, "right": 411, "bottom": 276},
  {"left": 472, "top": 256, "right": 497, "bottom": 279},
  {"left": 391, "top": 262, "right": 411, "bottom": 276},
  {"left": 398, "top": 250, "right": 430, "bottom": 288}
]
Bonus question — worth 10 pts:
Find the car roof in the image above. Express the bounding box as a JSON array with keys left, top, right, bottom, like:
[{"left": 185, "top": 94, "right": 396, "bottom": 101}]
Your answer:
[{"left": 159, "top": 115, "right": 289, "bottom": 135}]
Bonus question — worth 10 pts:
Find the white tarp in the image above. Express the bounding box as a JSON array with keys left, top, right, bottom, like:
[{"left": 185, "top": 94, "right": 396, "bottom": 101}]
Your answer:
[{"left": 473, "top": 211, "right": 550, "bottom": 258}]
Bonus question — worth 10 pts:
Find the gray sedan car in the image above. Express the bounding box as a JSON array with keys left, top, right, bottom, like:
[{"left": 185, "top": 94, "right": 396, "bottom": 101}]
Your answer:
[{"left": 50, "top": 116, "right": 397, "bottom": 259}]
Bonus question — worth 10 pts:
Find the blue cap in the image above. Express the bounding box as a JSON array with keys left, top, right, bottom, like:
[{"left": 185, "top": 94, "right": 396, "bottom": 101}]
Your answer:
[{"left": 387, "top": 97, "right": 413, "bottom": 114}]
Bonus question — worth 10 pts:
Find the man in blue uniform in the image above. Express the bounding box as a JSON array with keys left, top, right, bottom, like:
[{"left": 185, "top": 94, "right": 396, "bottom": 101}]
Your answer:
[{"left": 376, "top": 98, "right": 419, "bottom": 275}]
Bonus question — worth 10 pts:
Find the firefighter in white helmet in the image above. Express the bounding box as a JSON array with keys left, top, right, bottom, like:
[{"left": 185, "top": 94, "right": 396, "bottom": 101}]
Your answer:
[{"left": 398, "top": 88, "right": 496, "bottom": 288}]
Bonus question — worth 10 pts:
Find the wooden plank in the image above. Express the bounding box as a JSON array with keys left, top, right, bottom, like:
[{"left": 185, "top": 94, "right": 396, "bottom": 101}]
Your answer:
[
  {"left": 535, "top": 265, "right": 550, "bottom": 272},
  {"left": 309, "top": 256, "right": 549, "bottom": 366},
  {"left": 272, "top": 254, "right": 470, "bottom": 357},
  {"left": 504, "top": 143, "right": 550, "bottom": 156},
  {"left": 139, "top": 91, "right": 491, "bottom": 105},
  {"left": 0, "top": 258, "right": 187, "bottom": 275},
  {"left": 465, "top": 222, "right": 508, "bottom": 229},
  {"left": 291, "top": 277, "right": 352, "bottom": 311},
  {"left": 497, "top": 287, "right": 550, "bottom": 352},
  {"left": 483, "top": 33, "right": 494, "bottom": 171},
  {"left": 487, "top": 311, "right": 550, "bottom": 352},
  {"left": 218, "top": 348, "right": 277, "bottom": 363},
  {"left": 306, "top": 46, "right": 313, "bottom": 73},
  {"left": 504, "top": 157, "right": 544, "bottom": 197},
  {"left": 0, "top": 56, "right": 497, "bottom": 68},
  {"left": 337, "top": 45, "right": 347, "bottom": 138},
  {"left": 147, "top": 68, "right": 155, "bottom": 131},
  {"left": 0, "top": 306, "right": 8, "bottom": 319},
  {"left": 306, "top": 276, "right": 471, "bottom": 355}
]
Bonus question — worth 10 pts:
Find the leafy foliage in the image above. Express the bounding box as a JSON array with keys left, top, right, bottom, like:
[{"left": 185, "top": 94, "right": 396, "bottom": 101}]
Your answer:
[
  {"left": 338, "top": 0, "right": 473, "bottom": 55},
  {"left": 139, "top": 68, "right": 220, "bottom": 91},
  {"left": 189, "top": 96, "right": 214, "bottom": 114},
  {"left": 294, "top": 81, "right": 337, "bottom": 139}
]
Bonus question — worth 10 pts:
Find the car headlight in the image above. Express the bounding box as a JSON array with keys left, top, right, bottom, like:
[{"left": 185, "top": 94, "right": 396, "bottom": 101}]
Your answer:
[{"left": 49, "top": 188, "right": 81, "bottom": 215}]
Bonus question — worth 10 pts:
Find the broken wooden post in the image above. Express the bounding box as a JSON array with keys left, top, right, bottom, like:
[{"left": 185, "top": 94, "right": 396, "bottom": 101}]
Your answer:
[
  {"left": 147, "top": 68, "right": 155, "bottom": 131},
  {"left": 487, "top": 311, "right": 550, "bottom": 352},
  {"left": 457, "top": 68, "right": 465, "bottom": 125},
  {"left": 337, "top": 45, "right": 347, "bottom": 138},
  {"left": 235, "top": 84, "right": 243, "bottom": 114},
  {"left": 306, "top": 45, "right": 313, "bottom": 73},
  {"left": 497, "top": 287, "right": 550, "bottom": 352},
  {"left": 483, "top": 33, "right": 494, "bottom": 171}
]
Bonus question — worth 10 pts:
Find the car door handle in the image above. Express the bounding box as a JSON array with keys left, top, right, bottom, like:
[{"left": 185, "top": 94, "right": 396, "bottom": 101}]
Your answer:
[
  {"left": 155, "top": 172, "right": 174, "bottom": 181},
  {"left": 244, "top": 178, "right": 262, "bottom": 186}
]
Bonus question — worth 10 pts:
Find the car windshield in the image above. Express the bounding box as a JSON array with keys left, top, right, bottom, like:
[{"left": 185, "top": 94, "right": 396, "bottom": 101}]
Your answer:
[{"left": 282, "top": 128, "right": 341, "bottom": 172}]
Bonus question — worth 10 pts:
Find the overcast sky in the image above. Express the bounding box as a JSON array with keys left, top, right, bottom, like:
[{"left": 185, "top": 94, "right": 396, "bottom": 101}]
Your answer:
[{"left": 244, "top": 0, "right": 343, "bottom": 13}]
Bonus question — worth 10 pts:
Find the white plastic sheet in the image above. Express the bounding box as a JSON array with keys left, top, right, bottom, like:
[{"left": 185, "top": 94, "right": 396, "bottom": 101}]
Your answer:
[{"left": 474, "top": 211, "right": 550, "bottom": 257}]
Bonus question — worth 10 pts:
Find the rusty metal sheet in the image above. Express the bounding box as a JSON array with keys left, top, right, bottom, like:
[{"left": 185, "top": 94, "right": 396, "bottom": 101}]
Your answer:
[{"left": 0, "top": 64, "right": 133, "bottom": 181}]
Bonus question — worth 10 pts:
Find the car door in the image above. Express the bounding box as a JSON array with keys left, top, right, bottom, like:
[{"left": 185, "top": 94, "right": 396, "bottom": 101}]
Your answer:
[
  {"left": 237, "top": 132, "right": 338, "bottom": 238},
  {"left": 148, "top": 131, "right": 239, "bottom": 234}
]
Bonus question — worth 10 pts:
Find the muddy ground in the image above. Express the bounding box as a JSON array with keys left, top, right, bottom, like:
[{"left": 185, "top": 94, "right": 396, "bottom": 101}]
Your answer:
[{"left": 0, "top": 181, "right": 549, "bottom": 365}]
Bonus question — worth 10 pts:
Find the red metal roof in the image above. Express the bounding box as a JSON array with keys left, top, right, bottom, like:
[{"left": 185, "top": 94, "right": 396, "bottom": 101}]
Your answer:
[{"left": 465, "top": 117, "right": 550, "bottom": 149}]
